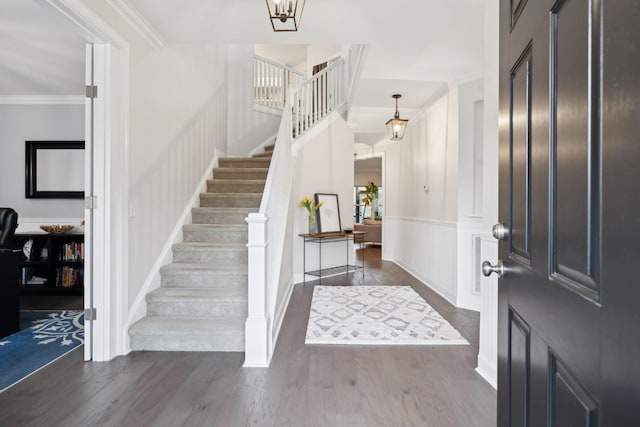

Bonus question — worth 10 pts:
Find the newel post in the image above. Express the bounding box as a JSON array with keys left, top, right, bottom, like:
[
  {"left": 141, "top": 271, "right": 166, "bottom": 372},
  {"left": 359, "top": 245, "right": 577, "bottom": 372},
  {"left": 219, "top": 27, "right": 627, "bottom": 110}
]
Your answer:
[{"left": 244, "top": 212, "right": 270, "bottom": 367}]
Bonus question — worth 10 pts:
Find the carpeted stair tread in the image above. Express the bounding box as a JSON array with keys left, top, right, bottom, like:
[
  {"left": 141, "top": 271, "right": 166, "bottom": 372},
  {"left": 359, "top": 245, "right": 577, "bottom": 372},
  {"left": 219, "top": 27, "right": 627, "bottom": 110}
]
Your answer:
[
  {"left": 129, "top": 316, "right": 245, "bottom": 351},
  {"left": 252, "top": 151, "right": 273, "bottom": 158},
  {"left": 192, "top": 206, "right": 257, "bottom": 213},
  {"left": 212, "top": 168, "right": 269, "bottom": 174},
  {"left": 182, "top": 224, "right": 247, "bottom": 243},
  {"left": 130, "top": 149, "right": 272, "bottom": 352},
  {"left": 191, "top": 207, "right": 257, "bottom": 225},
  {"left": 172, "top": 242, "right": 247, "bottom": 264},
  {"left": 130, "top": 316, "right": 244, "bottom": 334},
  {"left": 172, "top": 242, "right": 246, "bottom": 250},
  {"left": 146, "top": 288, "right": 248, "bottom": 317},
  {"left": 207, "top": 178, "right": 266, "bottom": 184},
  {"left": 160, "top": 262, "right": 246, "bottom": 273},
  {"left": 148, "top": 287, "right": 247, "bottom": 302},
  {"left": 183, "top": 223, "right": 247, "bottom": 231},
  {"left": 212, "top": 168, "right": 269, "bottom": 180},
  {"left": 206, "top": 180, "right": 266, "bottom": 194},
  {"left": 199, "top": 193, "right": 262, "bottom": 208},
  {"left": 218, "top": 158, "right": 271, "bottom": 168}
]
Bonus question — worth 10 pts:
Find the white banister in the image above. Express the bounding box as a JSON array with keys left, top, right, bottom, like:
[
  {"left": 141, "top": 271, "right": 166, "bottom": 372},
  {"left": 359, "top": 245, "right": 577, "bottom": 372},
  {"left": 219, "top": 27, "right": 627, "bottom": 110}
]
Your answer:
[
  {"left": 245, "top": 49, "right": 365, "bottom": 366},
  {"left": 291, "top": 57, "right": 346, "bottom": 139},
  {"left": 244, "top": 212, "right": 270, "bottom": 366},
  {"left": 244, "top": 94, "right": 295, "bottom": 367},
  {"left": 254, "top": 55, "right": 306, "bottom": 110}
]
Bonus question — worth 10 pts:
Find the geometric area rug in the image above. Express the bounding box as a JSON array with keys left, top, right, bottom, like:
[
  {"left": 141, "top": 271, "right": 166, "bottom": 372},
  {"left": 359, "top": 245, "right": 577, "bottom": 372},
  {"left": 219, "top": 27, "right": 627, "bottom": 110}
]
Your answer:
[
  {"left": 0, "top": 310, "right": 84, "bottom": 393},
  {"left": 305, "top": 286, "right": 468, "bottom": 346}
]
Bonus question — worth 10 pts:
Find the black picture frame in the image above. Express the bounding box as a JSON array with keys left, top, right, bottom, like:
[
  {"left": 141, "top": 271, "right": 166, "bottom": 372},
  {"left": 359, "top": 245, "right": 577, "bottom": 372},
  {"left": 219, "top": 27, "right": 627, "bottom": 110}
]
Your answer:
[
  {"left": 314, "top": 193, "right": 342, "bottom": 233},
  {"left": 25, "top": 141, "right": 85, "bottom": 199}
]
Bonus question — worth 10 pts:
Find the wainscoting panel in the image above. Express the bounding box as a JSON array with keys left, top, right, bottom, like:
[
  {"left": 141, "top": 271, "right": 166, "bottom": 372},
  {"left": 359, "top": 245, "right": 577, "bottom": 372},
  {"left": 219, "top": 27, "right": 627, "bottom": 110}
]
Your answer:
[
  {"left": 456, "top": 221, "right": 485, "bottom": 311},
  {"left": 384, "top": 217, "right": 457, "bottom": 305},
  {"left": 477, "top": 235, "right": 498, "bottom": 388}
]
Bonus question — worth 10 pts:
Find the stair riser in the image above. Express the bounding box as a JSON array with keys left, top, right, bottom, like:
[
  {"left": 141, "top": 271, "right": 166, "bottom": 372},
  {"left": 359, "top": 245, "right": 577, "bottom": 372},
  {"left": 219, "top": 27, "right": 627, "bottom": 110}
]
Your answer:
[
  {"left": 172, "top": 248, "right": 247, "bottom": 264},
  {"left": 130, "top": 333, "right": 244, "bottom": 352},
  {"left": 183, "top": 228, "right": 247, "bottom": 243},
  {"left": 147, "top": 301, "right": 248, "bottom": 317},
  {"left": 207, "top": 181, "right": 265, "bottom": 193},
  {"left": 199, "top": 195, "right": 261, "bottom": 208},
  {"left": 212, "top": 169, "right": 268, "bottom": 180},
  {"left": 191, "top": 209, "right": 254, "bottom": 225},
  {"left": 218, "top": 159, "right": 271, "bottom": 169},
  {"left": 161, "top": 271, "right": 247, "bottom": 288}
]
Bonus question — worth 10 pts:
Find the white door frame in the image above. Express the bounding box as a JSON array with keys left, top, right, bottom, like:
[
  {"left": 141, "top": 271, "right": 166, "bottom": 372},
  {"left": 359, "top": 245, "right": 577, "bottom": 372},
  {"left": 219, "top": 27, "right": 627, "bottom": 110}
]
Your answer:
[{"left": 47, "top": 0, "right": 130, "bottom": 361}]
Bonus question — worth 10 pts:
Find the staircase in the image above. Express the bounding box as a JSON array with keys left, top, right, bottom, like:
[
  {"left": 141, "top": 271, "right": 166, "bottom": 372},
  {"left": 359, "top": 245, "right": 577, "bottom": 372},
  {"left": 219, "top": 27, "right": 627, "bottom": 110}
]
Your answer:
[{"left": 129, "top": 144, "right": 273, "bottom": 351}]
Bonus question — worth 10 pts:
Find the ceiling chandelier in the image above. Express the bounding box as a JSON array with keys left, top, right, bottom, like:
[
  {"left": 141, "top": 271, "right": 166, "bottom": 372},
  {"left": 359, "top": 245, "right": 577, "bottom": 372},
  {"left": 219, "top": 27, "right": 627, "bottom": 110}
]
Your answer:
[
  {"left": 386, "top": 94, "right": 409, "bottom": 141},
  {"left": 266, "top": 0, "right": 307, "bottom": 32}
]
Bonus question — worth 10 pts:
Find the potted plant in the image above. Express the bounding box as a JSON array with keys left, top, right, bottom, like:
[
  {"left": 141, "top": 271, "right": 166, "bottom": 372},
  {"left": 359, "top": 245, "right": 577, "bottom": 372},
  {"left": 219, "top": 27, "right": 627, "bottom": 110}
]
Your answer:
[
  {"left": 361, "top": 181, "right": 378, "bottom": 220},
  {"left": 298, "top": 196, "right": 323, "bottom": 234}
]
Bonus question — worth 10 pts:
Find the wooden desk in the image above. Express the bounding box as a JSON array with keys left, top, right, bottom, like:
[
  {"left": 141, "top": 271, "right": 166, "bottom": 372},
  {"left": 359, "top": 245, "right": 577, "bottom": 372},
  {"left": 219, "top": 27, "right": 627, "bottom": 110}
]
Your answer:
[
  {"left": 299, "top": 231, "right": 366, "bottom": 283},
  {"left": 0, "top": 250, "right": 22, "bottom": 338}
]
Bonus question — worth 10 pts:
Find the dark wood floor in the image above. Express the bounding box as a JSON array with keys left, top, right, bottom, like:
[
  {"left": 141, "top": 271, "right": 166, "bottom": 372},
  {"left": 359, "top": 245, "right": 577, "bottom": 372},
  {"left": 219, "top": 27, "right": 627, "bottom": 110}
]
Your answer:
[{"left": 0, "top": 247, "right": 496, "bottom": 426}]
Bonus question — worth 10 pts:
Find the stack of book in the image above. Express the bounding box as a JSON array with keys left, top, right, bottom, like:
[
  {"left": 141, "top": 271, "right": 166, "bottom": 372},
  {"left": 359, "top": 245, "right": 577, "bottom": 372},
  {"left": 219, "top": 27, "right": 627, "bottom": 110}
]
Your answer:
[{"left": 60, "top": 242, "right": 84, "bottom": 262}]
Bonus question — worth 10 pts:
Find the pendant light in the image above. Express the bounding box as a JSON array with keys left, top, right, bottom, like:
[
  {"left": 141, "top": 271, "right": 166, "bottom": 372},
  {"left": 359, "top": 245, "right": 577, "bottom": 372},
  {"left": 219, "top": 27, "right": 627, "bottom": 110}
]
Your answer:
[
  {"left": 386, "top": 94, "right": 409, "bottom": 141},
  {"left": 266, "top": 0, "right": 307, "bottom": 32}
]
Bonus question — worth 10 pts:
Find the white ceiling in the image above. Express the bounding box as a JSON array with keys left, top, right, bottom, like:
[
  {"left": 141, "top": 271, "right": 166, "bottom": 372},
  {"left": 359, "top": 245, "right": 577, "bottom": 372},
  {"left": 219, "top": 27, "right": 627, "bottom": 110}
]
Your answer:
[
  {"left": 0, "top": 0, "right": 86, "bottom": 96},
  {"left": 0, "top": 0, "right": 485, "bottom": 144}
]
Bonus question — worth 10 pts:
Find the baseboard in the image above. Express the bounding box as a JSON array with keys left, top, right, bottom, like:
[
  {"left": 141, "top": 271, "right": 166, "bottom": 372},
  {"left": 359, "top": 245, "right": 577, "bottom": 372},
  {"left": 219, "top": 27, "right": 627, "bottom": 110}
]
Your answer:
[
  {"left": 123, "top": 150, "right": 222, "bottom": 352},
  {"left": 394, "top": 259, "right": 457, "bottom": 306},
  {"left": 476, "top": 353, "right": 498, "bottom": 389}
]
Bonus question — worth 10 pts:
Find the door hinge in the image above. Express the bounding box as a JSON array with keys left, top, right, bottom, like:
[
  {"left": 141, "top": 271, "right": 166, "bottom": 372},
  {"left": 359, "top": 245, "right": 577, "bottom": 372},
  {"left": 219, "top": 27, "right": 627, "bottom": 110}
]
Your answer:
[
  {"left": 85, "top": 196, "right": 97, "bottom": 210},
  {"left": 84, "top": 308, "right": 97, "bottom": 321},
  {"left": 85, "top": 85, "right": 98, "bottom": 99}
]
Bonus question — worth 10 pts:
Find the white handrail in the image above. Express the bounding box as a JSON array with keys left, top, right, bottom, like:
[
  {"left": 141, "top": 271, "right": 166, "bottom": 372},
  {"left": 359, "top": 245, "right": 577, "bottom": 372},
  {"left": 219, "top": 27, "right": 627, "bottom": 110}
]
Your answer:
[
  {"left": 290, "top": 58, "right": 346, "bottom": 139},
  {"left": 254, "top": 55, "right": 306, "bottom": 110},
  {"left": 245, "top": 54, "right": 355, "bottom": 367}
]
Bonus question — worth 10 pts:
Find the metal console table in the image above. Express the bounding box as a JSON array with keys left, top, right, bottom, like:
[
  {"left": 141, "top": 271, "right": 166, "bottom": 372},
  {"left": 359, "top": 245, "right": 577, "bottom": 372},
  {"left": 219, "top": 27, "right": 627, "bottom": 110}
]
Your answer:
[{"left": 299, "top": 231, "right": 366, "bottom": 283}]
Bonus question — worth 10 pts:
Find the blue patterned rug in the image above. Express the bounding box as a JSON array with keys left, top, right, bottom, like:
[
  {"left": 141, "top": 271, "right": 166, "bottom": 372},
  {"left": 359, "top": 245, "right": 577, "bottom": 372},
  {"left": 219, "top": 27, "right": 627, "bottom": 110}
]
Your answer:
[{"left": 0, "top": 310, "right": 84, "bottom": 392}]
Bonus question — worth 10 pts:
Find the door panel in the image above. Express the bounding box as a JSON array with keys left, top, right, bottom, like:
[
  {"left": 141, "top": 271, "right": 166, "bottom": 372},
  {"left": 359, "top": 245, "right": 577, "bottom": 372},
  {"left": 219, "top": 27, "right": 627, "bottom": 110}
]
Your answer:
[
  {"left": 550, "top": 0, "right": 600, "bottom": 301},
  {"left": 508, "top": 308, "right": 531, "bottom": 427},
  {"left": 498, "top": 0, "right": 640, "bottom": 424},
  {"left": 550, "top": 354, "right": 599, "bottom": 427},
  {"left": 509, "top": 47, "right": 532, "bottom": 264}
]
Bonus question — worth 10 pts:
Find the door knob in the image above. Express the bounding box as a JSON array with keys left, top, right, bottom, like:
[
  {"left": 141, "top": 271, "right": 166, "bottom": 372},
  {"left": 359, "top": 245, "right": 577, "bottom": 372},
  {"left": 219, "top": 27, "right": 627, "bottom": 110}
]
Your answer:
[
  {"left": 482, "top": 260, "right": 504, "bottom": 278},
  {"left": 492, "top": 223, "right": 508, "bottom": 240}
]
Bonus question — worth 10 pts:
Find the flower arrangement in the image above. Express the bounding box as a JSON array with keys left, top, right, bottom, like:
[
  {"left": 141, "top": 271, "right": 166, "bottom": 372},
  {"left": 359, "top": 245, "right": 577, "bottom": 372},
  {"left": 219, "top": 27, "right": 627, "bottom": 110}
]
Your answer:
[{"left": 298, "top": 196, "right": 323, "bottom": 234}]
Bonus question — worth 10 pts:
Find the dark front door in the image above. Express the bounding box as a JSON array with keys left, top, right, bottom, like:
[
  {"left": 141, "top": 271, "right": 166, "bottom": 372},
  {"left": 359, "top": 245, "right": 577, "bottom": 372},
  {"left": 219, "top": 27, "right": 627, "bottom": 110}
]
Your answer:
[{"left": 496, "top": 0, "right": 640, "bottom": 425}]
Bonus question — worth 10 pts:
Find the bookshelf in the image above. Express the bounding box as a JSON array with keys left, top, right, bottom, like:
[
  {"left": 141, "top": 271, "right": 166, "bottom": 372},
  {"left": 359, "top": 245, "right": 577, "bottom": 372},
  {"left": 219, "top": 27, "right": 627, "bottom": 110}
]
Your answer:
[{"left": 14, "top": 232, "right": 84, "bottom": 296}]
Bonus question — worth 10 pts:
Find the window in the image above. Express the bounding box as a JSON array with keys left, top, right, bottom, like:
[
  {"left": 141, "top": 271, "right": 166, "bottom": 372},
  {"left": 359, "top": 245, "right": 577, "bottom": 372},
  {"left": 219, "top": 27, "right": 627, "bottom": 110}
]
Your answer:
[{"left": 353, "top": 186, "right": 383, "bottom": 224}]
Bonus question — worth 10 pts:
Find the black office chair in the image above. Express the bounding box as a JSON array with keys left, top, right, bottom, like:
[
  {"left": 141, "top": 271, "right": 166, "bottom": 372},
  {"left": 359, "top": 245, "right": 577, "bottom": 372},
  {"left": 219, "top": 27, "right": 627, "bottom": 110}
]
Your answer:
[{"left": 0, "top": 208, "right": 18, "bottom": 249}]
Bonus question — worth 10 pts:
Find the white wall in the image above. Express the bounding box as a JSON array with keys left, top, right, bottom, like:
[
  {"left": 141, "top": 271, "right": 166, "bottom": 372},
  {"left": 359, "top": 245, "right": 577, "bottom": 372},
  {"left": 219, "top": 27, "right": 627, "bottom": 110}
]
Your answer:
[
  {"left": 0, "top": 104, "right": 84, "bottom": 223},
  {"left": 456, "top": 79, "right": 485, "bottom": 311},
  {"left": 354, "top": 158, "right": 382, "bottom": 187},
  {"left": 379, "top": 81, "right": 488, "bottom": 310},
  {"left": 127, "top": 43, "right": 229, "bottom": 308},
  {"left": 476, "top": 0, "right": 501, "bottom": 389},
  {"left": 379, "top": 92, "right": 459, "bottom": 303},
  {"left": 292, "top": 113, "right": 355, "bottom": 282},
  {"left": 227, "top": 45, "right": 281, "bottom": 156},
  {"left": 306, "top": 45, "right": 342, "bottom": 76}
]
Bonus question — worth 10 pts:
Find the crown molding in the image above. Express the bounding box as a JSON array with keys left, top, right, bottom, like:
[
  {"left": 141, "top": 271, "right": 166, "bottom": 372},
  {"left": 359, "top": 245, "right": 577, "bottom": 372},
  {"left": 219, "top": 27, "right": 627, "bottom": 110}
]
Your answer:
[
  {"left": 106, "top": 0, "right": 165, "bottom": 49},
  {"left": 0, "top": 95, "right": 85, "bottom": 105}
]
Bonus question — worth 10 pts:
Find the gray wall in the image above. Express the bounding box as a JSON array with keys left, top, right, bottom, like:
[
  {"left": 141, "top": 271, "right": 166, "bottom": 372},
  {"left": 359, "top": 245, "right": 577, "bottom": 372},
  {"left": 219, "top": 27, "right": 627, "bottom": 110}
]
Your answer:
[{"left": 0, "top": 104, "right": 84, "bottom": 219}]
